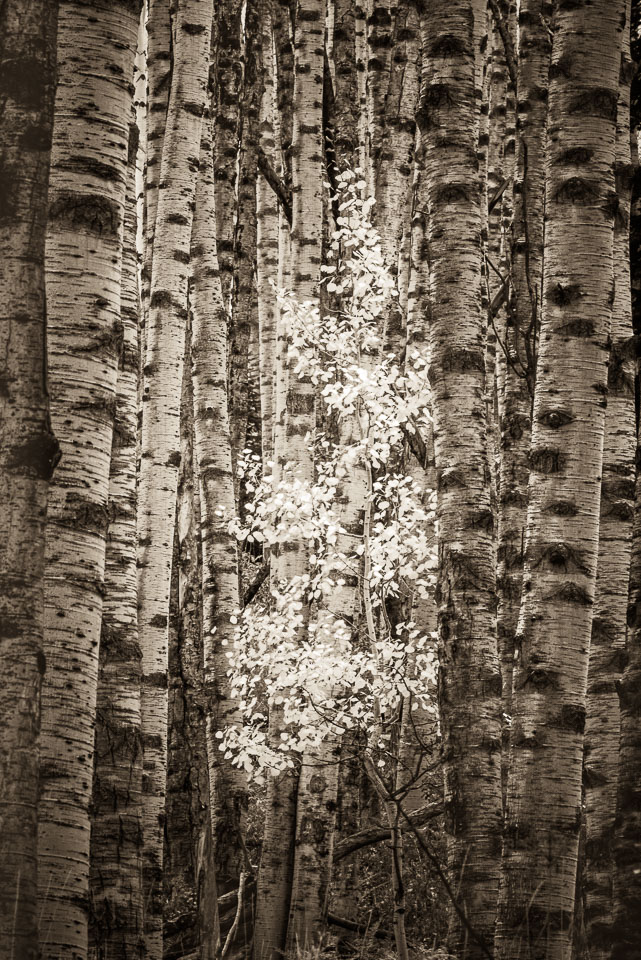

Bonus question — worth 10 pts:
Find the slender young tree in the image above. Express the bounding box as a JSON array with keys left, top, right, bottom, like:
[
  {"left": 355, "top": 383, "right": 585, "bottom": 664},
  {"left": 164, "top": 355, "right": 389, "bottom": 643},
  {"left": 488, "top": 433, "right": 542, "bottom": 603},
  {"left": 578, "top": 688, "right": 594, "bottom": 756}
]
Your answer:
[
  {"left": 137, "top": 2, "right": 213, "bottom": 954},
  {"left": 496, "top": 0, "right": 550, "bottom": 750},
  {"left": 38, "top": 4, "right": 140, "bottom": 957},
  {"left": 164, "top": 329, "right": 218, "bottom": 960},
  {"left": 495, "top": 3, "right": 625, "bottom": 958},
  {"left": 190, "top": 107, "right": 249, "bottom": 897},
  {"left": 256, "top": 0, "right": 280, "bottom": 466},
  {"left": 88, "top": 116, "right": 144, "bottom": 960},
  {"left": 0, "top": 4, "right": 59, "bottom": 958},
  {"left": 416, "top": 4, "right": 503, "bottom": 955},
  {"left": 583, "top": 6, "right": 636, "bottom": 952}
]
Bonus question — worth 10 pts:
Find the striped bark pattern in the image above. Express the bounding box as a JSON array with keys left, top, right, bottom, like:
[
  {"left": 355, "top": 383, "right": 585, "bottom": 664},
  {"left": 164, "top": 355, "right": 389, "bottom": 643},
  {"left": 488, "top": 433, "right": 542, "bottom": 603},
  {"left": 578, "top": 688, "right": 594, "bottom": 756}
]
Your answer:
[
  {"left": 0, "top": 3, "right": 59, "bottom": 958},
  {"left": 137, "top": 3, "right": 213, "bottom": 955},
  {"left": 495, "top": 4, "right": 625, "bottom": 958},
  {"left": 190, "top": 108, "right": 248, "bottom": 896},
  {"left": 89, "top": 118, "right": 144, "bottom": 960},
  {"left": 584, "top": 5, "right": 636, "bottom": 953},
  {"left": 496, "top": 0, "right": 550, "bottom": 750},
  {"left": 417, "top": 4, "right": 504, "bottom": 956},
  {"left": 38, "top": 4, "right": 140, "bottom": 957}
]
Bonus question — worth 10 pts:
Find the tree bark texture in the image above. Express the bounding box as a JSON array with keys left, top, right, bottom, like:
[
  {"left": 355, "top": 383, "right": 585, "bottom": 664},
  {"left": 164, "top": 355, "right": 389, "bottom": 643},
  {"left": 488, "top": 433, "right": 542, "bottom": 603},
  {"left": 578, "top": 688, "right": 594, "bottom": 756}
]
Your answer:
[
  {"left": 137, "top": 3, "right": 212, "bottom": 955},
  {"left": 417, "top": 4, "right": 503, "bottom": 955},
  {"left": 190, "top": 107, "right": 249, "bottom": 897},
  {"left": 0, "top": 3, "right": 59, "bottom": 958},
  {"left": 38, "top": 4, "right": 139, "bottom": 957},
  {"left": 583, "top": 7, "right": 636, "bottom": 953},
  {"left": 495, "top": 4, "right": 625, "bottom": 958},
  {"left": 89, "top": 117, "right": 144, "bottom": 960}
]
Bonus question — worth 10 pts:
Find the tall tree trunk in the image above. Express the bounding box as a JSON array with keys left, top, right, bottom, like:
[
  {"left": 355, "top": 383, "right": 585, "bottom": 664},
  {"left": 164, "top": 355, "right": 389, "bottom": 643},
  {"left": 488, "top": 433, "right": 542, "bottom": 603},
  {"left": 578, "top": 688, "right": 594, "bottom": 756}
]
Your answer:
[
  {"left": 89, "top": 117, "right": 144, "bottom": 960},
  {"left": 229, "top": 0, "right": 261, "bottom": 472},
  {"left": 496, "top": 0, "right": 550, "bottom": 775},
  {"left": 494, "top": 3, "right": 625, "bottom": 958},
  {"left": 416, "top": 5, "right": 503, "bottom": 956},
  {"left": 142, "top": 0, "right": 172, "bottom": 333},
  {"left": 255, "top": 1, "right": 326, "bottom": 956},
  {"left": 164, "top": 337, "right": 218, "bottom": 960},
  {"left": 137, "top": 3, "right": 213, "bottom": 955},
  {"left": 374, "top": 0, "right": 420, "bottom": 355},
  {"left": 583, "top": 6, "right": 636, "bottom": 953},
  {"left": 213, "top": 0, "right": 243, "bottom": 312},
  {"left": 612, "top": 7, "right": 641, "bottom": 955},
  {"left": 0, "top": 4, "right": 59, "bottom": 958},
  {"left": 190, "top": 107, "right": 249, "bottom": 898},
  {"left": 256, "top": 0, "right": 280, "bottom": 467},
  {"left": 38, "top": 4, "right": 139, "bottom": 957}
]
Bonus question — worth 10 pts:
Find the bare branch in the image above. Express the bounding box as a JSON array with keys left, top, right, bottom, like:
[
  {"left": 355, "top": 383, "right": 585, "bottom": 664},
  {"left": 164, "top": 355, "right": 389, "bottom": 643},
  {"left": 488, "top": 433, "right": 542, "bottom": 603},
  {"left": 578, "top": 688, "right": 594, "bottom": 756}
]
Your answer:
[
  {"left": 488, "top": 0, "right": 517, "bottom": 88},
  {"left": 256, "top": 145, "right": 292, "bottom": 225}
]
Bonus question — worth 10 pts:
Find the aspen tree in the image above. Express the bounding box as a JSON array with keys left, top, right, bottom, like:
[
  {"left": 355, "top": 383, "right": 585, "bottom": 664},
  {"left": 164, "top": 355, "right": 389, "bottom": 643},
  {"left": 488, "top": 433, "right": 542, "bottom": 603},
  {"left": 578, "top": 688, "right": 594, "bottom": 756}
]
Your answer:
[
  {"left": 0, "top": 4, "right": 59, "bottom": 958},
  {"left": 214, "top": 0, "right": 243, "bottom": 309},
  {"left": 164, "top": 332, "right": 218, "bottom": 960},
  {"left": 137, "top": 2, "right": 213, "bottom": 954},
  {"left": 583, "top": 7, "right": 636, "bottom": 953},
  {"left": 142, "top": 0, "right": 171, "bottom": 329},
  {"left": 374, "top": 0, "right": 420, "bottom": 354},
  {"left": 612, "top": 6, "right": 641, "bottom": 955},
  {"left": 190, "top": 108, "right": 249, "bottom": 897},
  {"left": 89, "top": 118, "right": 144, "bottom": 960},
  {"left": 256, "top": 0, "right": 280, "bottom": 466},
  {"left": 613, "top": 377, "right": 641, "bottom": 960},
  {"left": 38, "top": 4, "right": 140, "bottom": 957},
  {"left": 255, "top": 2, "right": 328, "bottom": 957},
  {"left": 230, "top": 0, "right": 261, "bottom": 470},
  {"left": 495, "top": 3, "right": 625, "bottom": 958},
  {"left": 496, "top": 0, "right": 550, "bottom": 749},
  {"left": 416, "top": 4, "right": 503, "bottom": 955}
]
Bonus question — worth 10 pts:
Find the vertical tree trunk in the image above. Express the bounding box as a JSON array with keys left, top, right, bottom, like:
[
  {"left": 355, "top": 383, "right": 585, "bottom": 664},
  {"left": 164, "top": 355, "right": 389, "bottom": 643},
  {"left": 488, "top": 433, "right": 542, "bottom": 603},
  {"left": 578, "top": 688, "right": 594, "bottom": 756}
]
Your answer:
[
  {"left": 0, "top": 4, "right": 59, "bottom": 958},
  {"left": 38, "top": 5, "right": 139, "bottom": 957},
  {"left": 495, "top": 4, "right": 624, "bottom": 958},
  {"left": 496, "top": 0, "right": 550, "bottom": 763},
  {"left": 612, "top": 8, "right": 641, "bottom": 956},
  {"left": 256, "top": 0, "right": 280, "bottom": 467},
  {"left": 137, "top": 3, "right": 213, "bottom": 955},
  {"left": 613, "top": 366, "right": 641, "bottom": 960},
  {"left": 416, "top": 5, "right": 503, "bottom": 955},
  {"left": 229, "top": 0, "right": 261, "bottom": 472},
  {"left": 89, "top": 117, "right": 144, "bottom": 960},
  {"left": 214, "top": 0, "right": 243, "bottom": 311},
  {"left": 164, "top": 334, "right": 218, "bottom": 960},
  {"left": 255, "top": 2, "right": 326, "bottom": 956},
  {"left": 190, "top": 107, "right": 249, "bottom": 898},
  {"left": 583, "top": 6, "right": 636, "bottom": 953}
]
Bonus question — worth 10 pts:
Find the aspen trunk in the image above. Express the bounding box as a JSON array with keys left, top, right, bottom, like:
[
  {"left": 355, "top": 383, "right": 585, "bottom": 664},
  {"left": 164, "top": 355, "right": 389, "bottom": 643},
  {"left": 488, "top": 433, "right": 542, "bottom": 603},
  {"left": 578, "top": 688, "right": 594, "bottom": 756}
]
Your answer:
[
  {"left": 230, "top": 0, "right": 261, "bottom": 472},
  {"left": 214, "top": 0, "right": 243, "bottom": 310},
  {"left": 256, "top": 0, "right": 280, "bottom": 467},
  {"left": 38, "top": 5, "right": 139, "bottom": 957},
  {"left": 417, "top": 5, "right": 503, "bottom": 955},
  {"left": 0, "top": 4, "right": 59, "bottom": 958},
  {"left": 89, "top": 118, "right": 144, "bottom": 960},
  {"left": 373, "top": 0, "right": 420, "bottom": 355},
  {"left": 190, "top": 108, "right": 249, "bottom": 897},
  {"left": 583, "top": 8, "right": 636, "bottom": 952},
  {"left": 495, "top": 4, "right": 625, "bottom": 958},
  {"left": 613, "top": 363, "right": 641, "bottom": 960},
  {"left": 137, "top": 3, "right": 212, "bottom": 954},
  {"left": 164, "top": 343, "right": 218, "bottom": 960},
  {"left": 496, "top": 0, "right": 550, "bottom": 757},
  {"left": 256, "top": 2, "right": 326, "bottom": 956}
]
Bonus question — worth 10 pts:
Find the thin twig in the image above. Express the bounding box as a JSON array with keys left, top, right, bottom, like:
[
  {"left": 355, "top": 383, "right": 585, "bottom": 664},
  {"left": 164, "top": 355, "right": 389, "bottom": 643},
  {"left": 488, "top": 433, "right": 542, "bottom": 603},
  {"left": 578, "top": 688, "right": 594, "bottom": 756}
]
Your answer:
[{"left": 220, "top": 870, "right": 247, "bottom": 959}]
